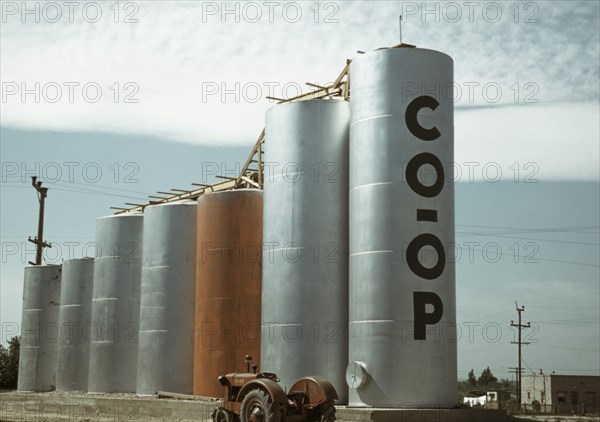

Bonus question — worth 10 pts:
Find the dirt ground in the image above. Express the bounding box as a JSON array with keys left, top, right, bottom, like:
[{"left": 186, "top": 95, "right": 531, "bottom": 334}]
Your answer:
[{"left": 516, "top": 415, "right": 600, "bottom": 421}]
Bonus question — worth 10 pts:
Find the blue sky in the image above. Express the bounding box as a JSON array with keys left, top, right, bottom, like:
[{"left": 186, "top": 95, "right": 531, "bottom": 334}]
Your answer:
[{"left": 1, "top": 1, "right": 599, "bottom": 380}]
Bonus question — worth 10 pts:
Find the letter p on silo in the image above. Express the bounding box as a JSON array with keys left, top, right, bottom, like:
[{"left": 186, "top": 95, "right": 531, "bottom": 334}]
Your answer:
[{"left": 413, "top": 291, "right": 444, "bottom": 340}]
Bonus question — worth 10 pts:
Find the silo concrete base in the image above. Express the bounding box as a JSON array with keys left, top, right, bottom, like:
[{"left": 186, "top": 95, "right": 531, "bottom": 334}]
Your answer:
[
  {"left": 0, "top": 392, "right": 525, "bottom": 422},
  {"left": 336, "top": 407, "right": 523, "bottom": 422}
]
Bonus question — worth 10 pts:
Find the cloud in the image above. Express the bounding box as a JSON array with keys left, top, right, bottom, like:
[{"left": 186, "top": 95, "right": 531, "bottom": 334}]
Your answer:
[
  {"left": 0, "top": 1, "right": 598, "bottom": 178},
  {"left": 455, "top": 102, "right": 599, "bottom": 181}
]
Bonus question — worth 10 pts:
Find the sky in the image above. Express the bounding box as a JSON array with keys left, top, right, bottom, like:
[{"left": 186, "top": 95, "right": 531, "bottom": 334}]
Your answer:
[{"left": 1, "top": 0, "right": 599, "bottom": 381}]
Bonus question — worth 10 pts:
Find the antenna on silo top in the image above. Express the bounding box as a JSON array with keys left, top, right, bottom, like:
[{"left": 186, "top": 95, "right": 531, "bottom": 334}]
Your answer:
[{"left": 399, "top": 15, "right": 403, "bottom": 44}]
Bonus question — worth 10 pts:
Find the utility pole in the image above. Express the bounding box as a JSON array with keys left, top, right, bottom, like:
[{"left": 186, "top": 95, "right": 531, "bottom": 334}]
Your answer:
[
  {"left": 509, "top": 367, "right": 519, "bottom": 396},
  {"left": 28, "top": 176, "right": 51, "bottom": 265},
  {"left": 511, "top": 301, "right": 531, "bottom": 411}
]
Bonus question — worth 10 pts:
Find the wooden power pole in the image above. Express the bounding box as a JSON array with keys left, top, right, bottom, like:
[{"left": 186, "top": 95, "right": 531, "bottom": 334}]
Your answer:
[
  {"left": 28, "top": 176, "right": 51, "bottom": 265},
  {"left": 511, "top": 302, "right": 531, "bottom": 411}
]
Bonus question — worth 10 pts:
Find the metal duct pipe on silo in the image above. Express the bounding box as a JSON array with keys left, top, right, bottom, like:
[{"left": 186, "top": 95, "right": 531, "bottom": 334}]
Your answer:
[
  {"left": 262, "top": 99, "right": 350, "bottom": 403},
  {"left": 137, "top": 201, "right": 197, "bottom": 395},
  {"left": 348, "top": 47, "right": 456, "bottom": 407},
  {"left": 88, "top": 213, "right": 143, "bottom": 393},
  {"left": 194, "top": 190, "right": 262, "bottom": 398},
  {"left": 17, "top": 265, "right": 62, "bottom": 392},
  {"left": 56, "top": 258, "right": 94, "bottom": 392}
]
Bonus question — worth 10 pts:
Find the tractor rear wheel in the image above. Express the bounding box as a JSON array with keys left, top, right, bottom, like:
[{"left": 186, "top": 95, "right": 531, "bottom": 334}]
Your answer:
[
  {"left": 214, "top": 407, "right": 236, "bottom": 422},
  {"left": 240, "top": 389, "right": 281, "bottom": 422},
  {"left": 311, "top": 399, "right": 336, "bottom": 422}
]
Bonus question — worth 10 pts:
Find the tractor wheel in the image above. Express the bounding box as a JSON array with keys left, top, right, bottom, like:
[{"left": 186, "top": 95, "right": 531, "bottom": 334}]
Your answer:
[
  {"left": 240, "top": 389, "right": 282, "bottom": 422},
  {"left": 311, "top": 399, "right": 336, "bottom": 422},
  {"left": 213, "top": 407, "right": 236, "bottom": 422}
]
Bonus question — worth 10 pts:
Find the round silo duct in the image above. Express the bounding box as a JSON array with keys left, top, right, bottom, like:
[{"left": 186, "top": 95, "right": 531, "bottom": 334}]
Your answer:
[
  {"left": 348, "top": 47, "right": 456, "bottom": 407},
  {"left": 194, "top": 189, "right": 262, "bottom": 398},
  {"left": 137, "top": 201, "right": 197, "bottom": 395},
  {"left": 262, "top": 99, "right": 350, "bottom": 402},
  {"left": 88, "top": 212, "right": 143, "bottom": 393},
  {"left": 56, "top": 257, "right": 94, "bottom": 392},
  {"left": 17, "top": 264, "right": 62, "bottom": 392}
]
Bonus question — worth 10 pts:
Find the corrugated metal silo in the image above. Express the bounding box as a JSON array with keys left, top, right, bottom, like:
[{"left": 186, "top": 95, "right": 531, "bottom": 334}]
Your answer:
[
  {"left": 56, "top": 257, "right": 94, "bottom": 392},
  {"left": 194, "top": 190, "right": 262, "bottom": 398},
  {"left": 88, "top": 213, "right": 143, "bottom": 393},
  {"left": 137, "top": 201, "right": 197, "bottom": 395},
  {"left": 348, "top": 47, "right": 456, "bottom": 407},
  {"left": 17, "top": 265, "right": 62, "bottom": 392},
  {"left": 262, "top": 99, "right": 350, "bottom": 402}
]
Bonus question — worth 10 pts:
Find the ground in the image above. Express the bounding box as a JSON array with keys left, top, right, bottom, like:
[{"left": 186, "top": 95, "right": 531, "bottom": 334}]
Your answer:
[{"left": 517, "top": 415, "right": 600, "bottom": 422}]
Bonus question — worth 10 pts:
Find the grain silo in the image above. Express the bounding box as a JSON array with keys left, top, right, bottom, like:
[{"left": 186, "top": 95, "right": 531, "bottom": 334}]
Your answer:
[
  {"left": 137, "top": 201, "right": 197, "bottom": 395},
  {"left": 88, "top": 213, "right": 143, "bottom": 393},
  {"left": 194, "top": 190, "right": 262, "bottom": 398},
  {"left": 261, "top": 99, "right": 350, "bottom": 402},
  {"left": 56, "top": 257, "right": 94, "bottom": 392},
  {"left": 347, "top": 46, "right": 456, "bottom": 407},
  {"left": 17, "top": 265, "right": 62, "bottom": 392}
]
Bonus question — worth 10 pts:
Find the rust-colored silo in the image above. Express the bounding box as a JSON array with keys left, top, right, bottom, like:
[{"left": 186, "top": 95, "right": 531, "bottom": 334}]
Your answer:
[{"left": 194, "top": 189, "right": 262, "bottom": 397}]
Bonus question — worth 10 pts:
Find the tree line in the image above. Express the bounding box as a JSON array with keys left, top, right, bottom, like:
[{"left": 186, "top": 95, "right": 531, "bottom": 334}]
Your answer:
[
  {"left": 0, "top": 336, "right": 20, "bottom": 390},
  {"left": 466, "top": 366, "right": 512, "bottom": 390}
]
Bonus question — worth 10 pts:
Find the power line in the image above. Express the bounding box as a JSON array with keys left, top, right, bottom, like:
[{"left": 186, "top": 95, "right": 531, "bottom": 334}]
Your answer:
[
  {"left": 2, "top": 176, "right": 153, "bottom": 196},
  {"left": 457, "top": 224, "right": 599, "bottom": 234},
  {"left": 536, "top": 291, "right": 600, "bottom": 303},
  {"left": 50, "top": 186, "right": 149, "bottom": 201},
  {"left": 2, "top": 183, "right": 149, "bottom": 201},
  {"left": 468, "top": 246, "right": 599, "bottom": 268},
  {"left": 527, "top": 305, "right": 598, "bottom": 310},
  {"left": 457, "top": 231, "right": 600, "bottom": 246},
  {"left": 530, "top": 344, "right": 600, "bottom": 352}
]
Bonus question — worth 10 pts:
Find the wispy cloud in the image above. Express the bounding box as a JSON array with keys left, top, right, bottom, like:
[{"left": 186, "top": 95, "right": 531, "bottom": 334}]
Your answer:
[{"left": 1, "top": 1, "right": 598, "bottom": 178}]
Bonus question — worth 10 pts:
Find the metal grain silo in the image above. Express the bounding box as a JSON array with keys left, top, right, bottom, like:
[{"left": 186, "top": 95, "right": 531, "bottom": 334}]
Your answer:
[
  {"left": 262, "top": 99, "right": 349, "bottom": 402},
  {"left": 194, "top": 190, "right": 262, "bottom": 398},
  {"left": 137, "top": 201, "right": 197, "bottom": 395},
  {"left": 56, "top": 257, "right": 94, "bottom": 392},
  {"left": 17, "top": 264, "right": 61, "bottom": 392},
  {"left": 88, "top": 213, "right": 143, "bottom": 393},
  {"left": 348, "top": 47, "right": 456, "bottom": 407}
]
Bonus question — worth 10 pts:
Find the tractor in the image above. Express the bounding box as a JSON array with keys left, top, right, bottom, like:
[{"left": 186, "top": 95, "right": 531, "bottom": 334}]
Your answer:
[{"left": 212, "top": 355, "right": 338, "bottom": 422}]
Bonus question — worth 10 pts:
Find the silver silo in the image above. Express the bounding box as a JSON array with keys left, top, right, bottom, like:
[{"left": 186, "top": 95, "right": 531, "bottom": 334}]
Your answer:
[
  {"left": 262, "top": 99, "right": 350, "bottom": 402},
  {"left": 17, "top": 265, "right": 62, "bottom": 392},
  {"left": 88, "top": 213, "right": 143, "bottom": 393},
  {"left": 137, "top": 201, "right": 197, "bottom": 395},
  {"left": 56, "top": 257, "right": 94, "bottom": 392},
  {"left": 348, "top": 47, "right": 456, "bottom": 407}
]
